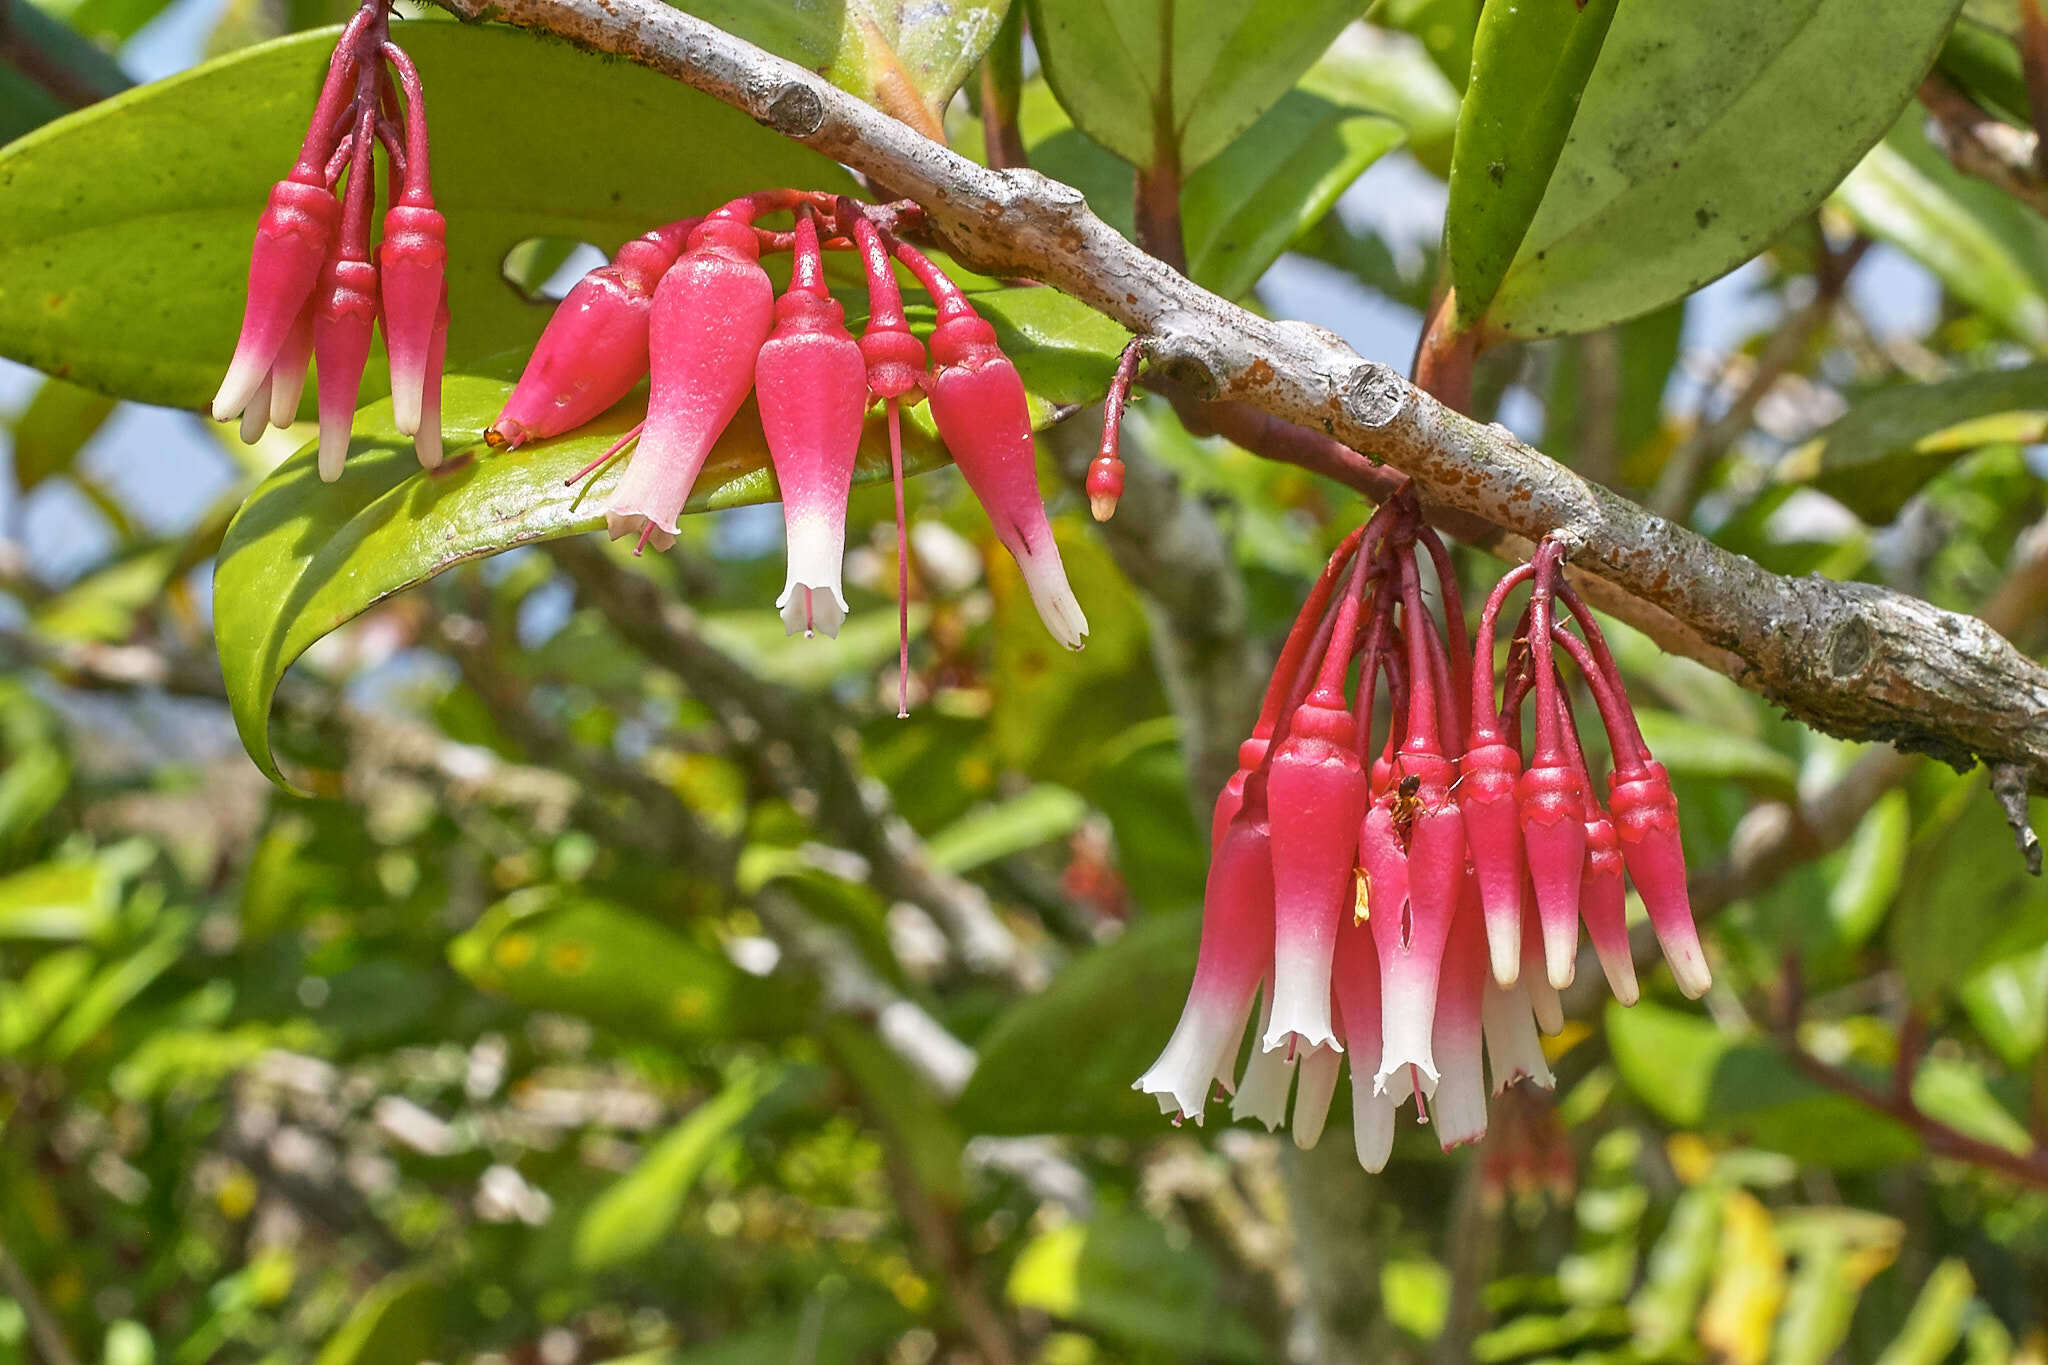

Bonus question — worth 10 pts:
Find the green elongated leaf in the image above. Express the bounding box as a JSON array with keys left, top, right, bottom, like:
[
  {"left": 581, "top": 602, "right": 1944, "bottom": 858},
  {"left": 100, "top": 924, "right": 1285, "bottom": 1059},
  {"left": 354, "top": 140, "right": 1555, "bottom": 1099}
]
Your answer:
[
  {"left": 46, "top": 913, "right": 193, "bottom": 1059},
  {"left": 1485, "top": 0, "right": 1963, "bottom": 339},
  {"left": 1604, "top": 1000, "right": 1920, "bottom": 1169},
  {"left": 1013, "top": 81, "right": 1405, "bottom": 300},
  {"left": 0, "top": 743, "right": 69, "bottom": 845},
  {"left": 1027, "top": 0, "right": 1360, "bottom": 173},
  {"left": 1892, "top": 769, "right": 2048, "bottom": 1009},
  {"left": 0, "top": 947, "right": 95, "bottom": 1054},
  {"left": 825, "top": 1018, "right": 967, "bottom": 1204},
  {"left": 33, "top": 544, "right": 182, "bottom": 644},
  {"left": 1837, "top": 115, "right": 2048, "bottom": 350},
  {"left": 679, "top": 0, "right": 1007, "bottom": 129},
  {"left": 925, "top": 784, "right": 1089, "bottom": 875},
  {"left": 10, "top": 377, "right": 114, "bottom": 491},
  {"left": 1910, "top": 1056, "right": 2031, "bottom": 1155},
  {"left": 1874, "top": 1260, "right": 1976, "bottom": 1365},
  {"left": 1824, "top": 790, "right": 1908, "bottom": 950},
  {"left": 448, "top": 889, "right": 809, "bottom": 1043},
  {"left": 0, "top": 24, "right": 853, "bottom": 409},
  {"left": 216, "top": 283, "right": 1121, "bottom": 792},
  {"left": 0, "top": 859, "right": 118, "bottom": 941},
  {"left": 1939, "top": 18, "right": 2032, "bottom": 125},
  {"left": 575, "top": 1070, "right": 776, "bottom": 1272},
  {"left": 955, "top": 911, "right": 1198, "bottom": 1137},
  {"left": 1446, "top": 0, "right": 1619, "bottom": 328},
  {"left": 1961, "top": 940, "right": 2048, "bottom": 1066},
  {"left": 1635, "top": 711, "right": 1799, "bottom": 796},
  {"left": 1781, "top": 365, "right": 2048, "bottom": 522},
  {"left": 1630, "top": 1187, "right": 1724, "bottom": 1351},
  {"left": 1183, "top": 93, "right": 1406, "bottom": 300},
  {"left": 1771, "top": 1213, "right": 1898, "bottom": 1365},
  {"left": 314, "top": 1272, "right": 440, "bottom": 1365},
  {"left": 1301, "top": 25, "right": 1464, "bottom": 173},
  {"left": 1007, "top": 1212, "right": 1264, "bottom": 1362}
]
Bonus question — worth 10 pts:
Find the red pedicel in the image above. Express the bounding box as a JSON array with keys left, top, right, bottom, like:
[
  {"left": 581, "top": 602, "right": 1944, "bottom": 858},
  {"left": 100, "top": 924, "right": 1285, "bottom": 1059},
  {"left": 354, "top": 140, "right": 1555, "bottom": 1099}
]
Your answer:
[
  {"left": 605, "top": 215, "right": 775, "bottom": 553},
  {"left": 487, "top": 218, "right": 699, "bottom": 450},
  {"left": 756, "top": 212, "right": 865, "bottom": 639}
]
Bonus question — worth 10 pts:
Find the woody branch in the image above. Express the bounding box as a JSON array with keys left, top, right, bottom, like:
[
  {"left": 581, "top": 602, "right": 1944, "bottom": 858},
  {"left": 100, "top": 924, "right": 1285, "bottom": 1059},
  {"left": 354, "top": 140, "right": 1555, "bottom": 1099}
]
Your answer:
[{"left": 435, "top": 0, "right": 2048, "bottom": 799}]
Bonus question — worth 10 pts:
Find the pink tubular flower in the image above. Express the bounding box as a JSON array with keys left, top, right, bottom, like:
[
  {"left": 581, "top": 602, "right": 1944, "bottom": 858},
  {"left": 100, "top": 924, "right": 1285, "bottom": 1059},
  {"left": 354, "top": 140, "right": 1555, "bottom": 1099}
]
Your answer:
[
  {"left": 1135, "top": 803, "right": 1276, "bottom": 1123},
  {"left": 897, "top": 244, "right": 1088, "bottom": 651},
  {"left": 756, "top": 213, "right": 864, "bottom": 638},
  {"left": 605, "top": 215, "right": 775, "bottom": 553},
  {"left": 1136, "top": 492, "right": 1698, "bottom": 1176},
  {"left": 216, "top": 5, "right": 449, "bottom": 476},
  {"left": 376, "top": 42, "right": 443, "bottom": 440},
  {"left": 487, "top": 219, "right": 697, "bottom": 450}
]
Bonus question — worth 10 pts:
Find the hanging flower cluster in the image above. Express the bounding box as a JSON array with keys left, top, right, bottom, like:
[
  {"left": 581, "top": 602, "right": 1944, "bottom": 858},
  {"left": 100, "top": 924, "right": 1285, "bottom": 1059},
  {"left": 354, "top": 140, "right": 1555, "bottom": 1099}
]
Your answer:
[
  {"left": 1136, "top": 492, "right": 1709, "bottom": 1170},
  {"left": 214, "top": 3, "right": 446, "bottom": 480},
  {"left": 482, "top": 190, "right": 1088, "bottom": 710}
]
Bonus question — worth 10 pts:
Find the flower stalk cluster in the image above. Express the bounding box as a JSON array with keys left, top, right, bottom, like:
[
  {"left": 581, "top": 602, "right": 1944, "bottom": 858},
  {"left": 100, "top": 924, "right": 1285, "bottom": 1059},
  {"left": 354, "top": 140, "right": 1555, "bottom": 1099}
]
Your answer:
[
  {"left": 1138, "top": 491, "right": 1708, "bottom": 1169},
  {"left": 484, "top": 191, "right": 1088, "bottom": 713},
  {"left": 213, "top": 1, "right": 446, "bottom": 479}
]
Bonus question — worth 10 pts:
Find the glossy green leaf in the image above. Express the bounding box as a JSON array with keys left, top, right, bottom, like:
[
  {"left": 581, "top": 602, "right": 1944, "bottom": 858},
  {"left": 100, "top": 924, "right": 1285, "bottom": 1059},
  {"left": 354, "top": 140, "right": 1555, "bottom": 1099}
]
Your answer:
[
  {"left": 10, "top": 377, "right": 114, "bottom": 492},
  {"left": 574, "top": 1070, "right": 776, "bottom": 1272},
  {"left": 0, "top": 947, "right": 95, "bottom": 1054},
  {"left": 1837, "top": 115, "right": 2048, "bottom": 350},
  {"left": 1184, "top": 92, "right": 1407, "bottom": 300},
  {"left": 679, "top": 0, "right": 1008, "bottom": 129},
  {"left": 1014, "top": 80, "right": 1405, "bottom": 300},
  {"left": 1301, "top": 24, "right": 1463, "bottom": 172},
  {"left": 1824, "top": 790, "right": 1908, "bottom": 950},
  {"left": 1782, "top": 364, "right": 2048, "bottom": 522},
  {"left": 1605, "top": 1000, "right": 1920, "bottom": 1169},
  {"left": 925, "top": 784, "right": 1089, "bottom": 875},
  {"left": 448, "top": 889, "right": 808, "bottom": 1042},
  {"left": 216, "top": 283, "right": 1121, "bottom": 792},
  {"left": 955, "top": 911, "right": 1198, "bottom": 1137},
  {"left": 1486, "top": 0, "right": 1963, "bottom": 339},
  {"left": 0, "top": 23, "right": 854, "bottom": 409},
  {"left": 1007, "top": 1212, "right": 1264, "bottom": 1362},
  {"left": 45, "top": 912, "right": 192, "bottom": 1059},
  {"left": 1446, "top": 0, "right": 1619, "bottom": 328},
  {"left": 1939, "top": 17, "right": 2032, "bottom": 125},
  {"left": 33, "top": 544, "right": 182, "bottom": 643},
  {"left": 1911, "top": 1056, "right": 2031, "bottom": 1155},
  {"left": 1027, "top": 0, "right": 1360, "bottom": 173}
]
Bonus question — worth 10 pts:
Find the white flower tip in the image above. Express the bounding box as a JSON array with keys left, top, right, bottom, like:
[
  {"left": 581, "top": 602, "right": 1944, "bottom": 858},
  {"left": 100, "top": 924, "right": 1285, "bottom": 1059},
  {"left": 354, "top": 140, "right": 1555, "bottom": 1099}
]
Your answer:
[
  {"left": 777, "top": 582, "right": 847, "bottom": 640},
  {"left": 1530, "top": 983, "right": 1565, "bottom": 1037},
  {"left": 238, "top": 376, "right": 272, "bottom": 445},
  {"left": 1019, "top": 552, "right": 1088, "bottom": 650},
  {"left": 390, "top": 382, "right": 424, "bottom": 438},
  {"left": 1352, "top": 1087, "right": 1396, "bottom": 1173},
  {"left": 270, "top": 369, "right": 308, "bottom": 430},
  {"left": 1546, "top": 946, "right": 1577, "bottom": 992},
  {"left": 1260, "top": 1024, "right": 1340, "bottom": 1056},
  {"left": 317, "top": 421, "right": 350, "bottom": 483},
  {"left": 1670, "top": 947, "right": 1712, "bottom": 1000},
  {"left": 212, "top": 357, "right": 266, "bottom": 423},
  {"left": 1291, "top": 1050, "right": 1341, "bottom": 1150},
  {"left": 1488, "top": 929, "right": 1522, "bottom": 990},
  {"left": 1594, "top": 945, "right": 1640, "bottom": 1007},
  {"left": 415, "top": 425, "right": 443, "bottom": 470}
]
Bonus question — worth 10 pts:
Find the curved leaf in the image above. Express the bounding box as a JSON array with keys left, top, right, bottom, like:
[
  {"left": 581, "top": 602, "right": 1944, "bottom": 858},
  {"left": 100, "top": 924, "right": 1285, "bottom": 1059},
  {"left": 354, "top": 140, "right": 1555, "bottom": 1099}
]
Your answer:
[
  {"left": 1446, "top": 0, "right": 1619, "bottom": 327},
  {"left": 1779, "top": 363, "right": 2048, "bottom": 522},
  {"left": 1484, "top": 0, "right": 1963, "bottom": 339},
  {"left": 215, "top": 284, "right": 1123, "bottom": 791},
  {"left": 0, "top": 23, "right": 855, "bottom": 408},
  {"left": 1027, "top": 0, "right": 1360, "bottom": 173}
]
